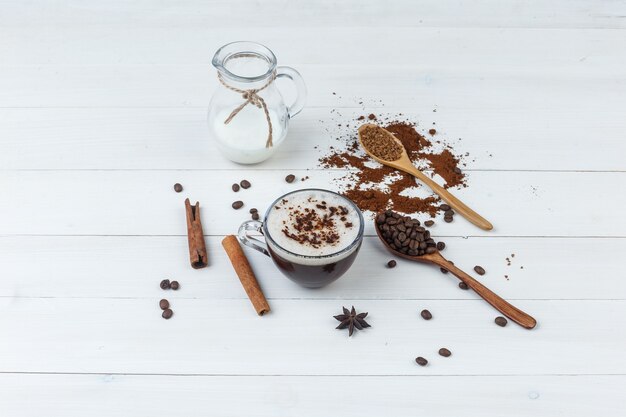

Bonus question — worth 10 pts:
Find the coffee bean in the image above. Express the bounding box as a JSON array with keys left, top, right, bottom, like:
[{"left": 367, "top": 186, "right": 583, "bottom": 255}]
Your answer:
[
  {"left": 454, "top": 167, "right": 462, "bottom": 174},
  {"left": 440, "top": 267, "right": 449, "bottom": 274},
  {"left": 473, "top": 265, "right": 486, "bottom": 275},
  {"left": 173, "top": 183, "right": 183, "bottom": 193},
  {"left": 436, "top": 242, "right": 445, "bottom": 251},
  {"left": 420, "top": 309, "right": 432, "bottom": 320},
  {"left": 251, "top": 212, "right": 260, "bottom": 220},
  {"left": 232, "top": 183, "right": 240, "bottom": 192},
  {"left": 285, "top": 174, "right": 296, "bottom": 183},
  {"left": 240, "top": 180, "right": 251, "bottom": 189},
  {"left": 170, "top": 281, "right": 180, "bottom": 290},
  {"left": 440, "top": 204, "right": 451, "bottom": 211},
  {"left": 162, "top": 309, "right": 173, "bottom": 319},
  {"left": 495, "top": 316, "right": 508, "bottom": 327},
  {"left": 425, "top": 247, "right": 437, "bottom": 254},
  {"left": 438, "top": 348, "right": 451, "bottom": 357},
  {"left": 458, "top": 282, "right": 469, "bottom": 290},
  {"left": 232, "top": 201, "right": 244, "bottom": 209},
  {"left": 415, "top": 357, "right": 428, "bottom": 366},
  {"left": 160, "top": 279, "right": 171, "bottom": 290},
  {"left": 444, "top": 216, "right": 453, "bottom": 223},
  {"left": 387, "top": 260, "right": 397, "bottom": 268},
  {"left": 424, "top": 220, "right": 435, "bottom": 227},
  {"left": 444, "top": 210, "right": 455, "bottom": 217},
  {"left": 249, "top": 208, "right": 258, "bottom": 214},
  {"left": 398, "top": 232, "right": 407, "bottom": 242},
  {"left": 159, "top": 299, "right": 169, "bottom": 310}
]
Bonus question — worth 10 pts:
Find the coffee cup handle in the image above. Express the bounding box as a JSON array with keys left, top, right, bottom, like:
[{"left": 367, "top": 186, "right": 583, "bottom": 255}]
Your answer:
[{"left": 238, "top": 220, "right": 270, "bottom": 257}]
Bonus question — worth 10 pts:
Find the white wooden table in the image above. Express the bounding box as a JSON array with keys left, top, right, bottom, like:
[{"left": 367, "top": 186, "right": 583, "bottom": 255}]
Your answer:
[{"left": 1, "top": 1, "right": 625, "bottom": 415}]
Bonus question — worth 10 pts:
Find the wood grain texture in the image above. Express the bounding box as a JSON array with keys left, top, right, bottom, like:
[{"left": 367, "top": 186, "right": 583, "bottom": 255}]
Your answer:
[
  {"left": 0, "top": 298, "right": 624, "bottom": 375},
  {"left": 0, "top": 374, "right": 624, "bottom": 417},
  {"left": 1, "top": 0, "right": 625, "bottom": 415},
  {"left": 0, "top": 170, "right": 623, "bottom": 237}
]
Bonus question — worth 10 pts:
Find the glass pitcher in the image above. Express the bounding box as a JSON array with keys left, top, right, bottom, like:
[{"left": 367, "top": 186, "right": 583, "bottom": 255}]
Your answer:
[{"left": 208, "top": 41, "right": 306, "bottom": 164}]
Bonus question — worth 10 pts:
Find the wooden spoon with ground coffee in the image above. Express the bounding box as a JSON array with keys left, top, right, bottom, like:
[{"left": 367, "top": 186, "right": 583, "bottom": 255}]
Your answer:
[
  {"left": 375, "top": 210, "right": 536, "bottom": 329},
  {"left": 358, "top": 124, "right": 493, "bottom": 231}
]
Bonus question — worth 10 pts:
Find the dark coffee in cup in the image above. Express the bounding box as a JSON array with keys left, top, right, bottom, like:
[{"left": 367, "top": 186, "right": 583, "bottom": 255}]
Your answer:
[{"left": 239, "top": 189, "right": 364, "bottom": 288}]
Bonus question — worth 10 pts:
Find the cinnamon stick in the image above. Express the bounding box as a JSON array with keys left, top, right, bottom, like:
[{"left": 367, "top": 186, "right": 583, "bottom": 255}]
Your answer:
[
  {"left": 221, "top": 235, "right": 270, "bottom": 315},
  {"left": 185, "top": 198, "right": 208, "bottom": 269}
]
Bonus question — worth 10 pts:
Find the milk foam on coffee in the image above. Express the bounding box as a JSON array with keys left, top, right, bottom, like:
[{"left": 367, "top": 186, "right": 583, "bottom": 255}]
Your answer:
[{"left": 265, "top": 190, "right": 362, "bottom": 264}]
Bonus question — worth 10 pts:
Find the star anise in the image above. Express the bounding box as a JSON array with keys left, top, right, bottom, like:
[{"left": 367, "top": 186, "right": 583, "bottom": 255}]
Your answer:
[{"left": 334, "top": 306, "right": 371, "bottom": 336}]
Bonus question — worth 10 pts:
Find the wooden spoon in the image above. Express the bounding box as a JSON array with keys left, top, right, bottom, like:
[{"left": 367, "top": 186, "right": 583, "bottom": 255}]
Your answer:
[
  {"left": 358, "top": 124, "right": 493, "bottom": 231},
  {"left": 375, "top": 222, "right": 536, "bottom": 329}
]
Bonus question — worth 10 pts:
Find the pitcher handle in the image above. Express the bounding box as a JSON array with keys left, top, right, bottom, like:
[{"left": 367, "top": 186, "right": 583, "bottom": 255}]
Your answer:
[
  {"left": 275, "top": 66, "right": 307, "bottom": 118},
  {"left": 238, "top": 220, "right": 270, "bottom": 257}
]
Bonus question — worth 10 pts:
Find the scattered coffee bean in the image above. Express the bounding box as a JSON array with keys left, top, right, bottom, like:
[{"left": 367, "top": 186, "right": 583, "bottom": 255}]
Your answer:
[
  {"left": 249, "top": 208, "right": 258, "bottom": 214},
  {"left": 162, "top": 309, "right": 173, "bottom": 319},
  {"left": 173, "top": 183, "right": 183, "bottom": 193},
  {"left": 439, "top": 204, "right": 451, "bottom": 211},
  {"left": 424, "top": 220, "right": 435, "bottom": 227},
  {"left": 415, "top": 356, "right": 428, "bottom": 366},
  {"left": 170, "top": 281, "right": 180, "bottom": 290},
  {"left": 473, "top": 265, "right": 486, "bottom": 275},
  {"left": 458, "top": 282, "right": 469, "bottom": 290},
  {"left": 285, "top": 174, "right": 296, "bottom": 183},
  {"left": 232, "top": 201, "right": 244, "bottom": 209},
  {"left": 454, "top": 167, "right": 462, "bottom": 174},
  {"left": 436, "top": 242, "right": 445, "bottom": 251},
  {"left": 440, "top": 267, "right": 449, "bottom": 274},
  {"left": 251, "top": 212, "right": 260, "bottom": 220},
  {"left": 387, "top": 260, "right": 397, "bottom": 268},
  {"left": 160, "top": 279, "right": 171, "bottom": 290},
  {"left": 159, "top": 299, "right": 169, "bottom": 310},
  {"left": 232, "top": 183, "right": 240, "bottom": 192},
  {"left": 444, "top": 216, "right": 453, "bottom": 223},
  {"left": 420, "top": 309, "right": 432, "bottom": 320},
  {"left": 240, "top": 180, "right": 251, "bottom": 189},
  {"left": 495, "top": 316, "right": 508, "bottom": 327},
  {"left": 444, "top": 210, "right": 455, "bottom": 217},
  {"left": 438, "top": 348, "right": 451, "bottom": 357}
]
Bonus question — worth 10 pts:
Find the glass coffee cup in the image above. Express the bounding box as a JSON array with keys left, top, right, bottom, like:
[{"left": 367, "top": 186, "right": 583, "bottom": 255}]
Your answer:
[{"left": 238, "top": 189, "right": 364, "bottom": 288}]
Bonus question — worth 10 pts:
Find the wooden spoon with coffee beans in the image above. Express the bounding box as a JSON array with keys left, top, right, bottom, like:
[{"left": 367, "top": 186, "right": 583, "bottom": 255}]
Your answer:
[
  {"left": 358, "top": 124, "right": 493, "bottom": 231},
  {"left": 374, "top": 218, "right": 536, "bottom": 329}
]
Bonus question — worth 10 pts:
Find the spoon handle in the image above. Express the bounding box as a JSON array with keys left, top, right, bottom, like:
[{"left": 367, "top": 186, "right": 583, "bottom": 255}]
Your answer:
[
  {"left": 407, "top": 166, "right": 493, "bottom": 231},
  {"left": 436, "top": 256, "right": 536, "bottom": 329}
]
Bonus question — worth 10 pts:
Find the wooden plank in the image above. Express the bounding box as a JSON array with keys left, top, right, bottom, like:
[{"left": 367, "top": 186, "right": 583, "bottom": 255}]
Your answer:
[
  {"left": 1, "top": 1, "right": 623, "bottom": 30},
  {"left": 0, "top": 298, "right": 624, "bottom": 375},
  {"left": 0, "top": 170, "right": 623, "bottom": 237},
  {"left": 0, "top": 106, "right": 624, "bottom": 171},
  {"left": 3, "top": 27, "right": 626, "bottom": 67},
  {"left": 0, "top": 63, "right": 624, "bottom": 108},
  {"left": 0, "top": 374, "right": 623, "bottom": 417},
  {"left": 0, "top": 235, "right": 624, "bottom": 300}
]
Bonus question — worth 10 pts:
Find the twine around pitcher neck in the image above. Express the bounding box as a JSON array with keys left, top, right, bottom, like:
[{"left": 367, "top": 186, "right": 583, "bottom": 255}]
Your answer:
[{"left": 218, "top": 70, "right": 277, "bottom": 148}]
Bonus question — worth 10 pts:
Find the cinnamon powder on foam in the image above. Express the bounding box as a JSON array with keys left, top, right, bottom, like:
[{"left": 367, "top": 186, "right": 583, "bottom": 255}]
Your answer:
[{"left": 319, "top": 118, "right": 467, "bottom": 216}]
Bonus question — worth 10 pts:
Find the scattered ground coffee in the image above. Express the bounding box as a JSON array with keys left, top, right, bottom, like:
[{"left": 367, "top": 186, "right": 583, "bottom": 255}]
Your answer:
[{"left": 319, "top": 114, "right": 467, "bottom": 216}]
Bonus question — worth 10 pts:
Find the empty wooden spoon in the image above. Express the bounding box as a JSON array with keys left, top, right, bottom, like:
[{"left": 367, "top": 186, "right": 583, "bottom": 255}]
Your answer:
[
  {"left": 374, "top": 220, "right": 536, "bottom": 329},
  {"left": 358, "top": 124, "right": 493, "bottom": 231}
]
